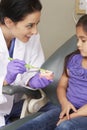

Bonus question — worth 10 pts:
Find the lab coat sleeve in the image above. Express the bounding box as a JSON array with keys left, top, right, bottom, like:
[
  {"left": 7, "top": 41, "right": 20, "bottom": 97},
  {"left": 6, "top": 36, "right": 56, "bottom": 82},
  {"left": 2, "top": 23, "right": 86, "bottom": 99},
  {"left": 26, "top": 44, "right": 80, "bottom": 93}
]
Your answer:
[{"left": 0, "top": 51, "right": 9, "bottom": 104}]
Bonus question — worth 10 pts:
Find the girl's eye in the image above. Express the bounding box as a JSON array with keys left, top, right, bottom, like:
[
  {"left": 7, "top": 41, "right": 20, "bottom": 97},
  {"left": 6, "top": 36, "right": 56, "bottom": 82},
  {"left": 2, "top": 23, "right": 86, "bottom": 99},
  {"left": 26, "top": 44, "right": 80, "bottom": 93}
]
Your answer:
[
  {"left": 81, "top": 39, "right": 86, "bottom": 43},
  {"left": 76, "top": 38, "right": 79, "bottom": 42}
]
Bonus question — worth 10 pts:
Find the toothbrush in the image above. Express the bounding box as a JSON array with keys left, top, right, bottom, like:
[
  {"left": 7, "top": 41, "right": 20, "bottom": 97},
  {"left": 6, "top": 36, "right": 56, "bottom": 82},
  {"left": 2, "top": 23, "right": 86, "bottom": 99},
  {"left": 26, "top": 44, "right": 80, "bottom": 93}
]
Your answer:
[{"left": 8, "top": 57, "right": 46, "bottom": 72}]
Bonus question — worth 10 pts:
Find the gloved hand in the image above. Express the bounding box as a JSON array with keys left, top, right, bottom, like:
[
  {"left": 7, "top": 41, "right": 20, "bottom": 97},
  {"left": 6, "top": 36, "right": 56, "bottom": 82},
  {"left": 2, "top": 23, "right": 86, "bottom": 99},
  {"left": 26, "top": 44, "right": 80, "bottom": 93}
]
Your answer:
[
  {"left": 29, "top": 72, "right": 54, "bottom": 89},
  {"left": 5, "top": 59, "right": 26, "bottom": 84}
]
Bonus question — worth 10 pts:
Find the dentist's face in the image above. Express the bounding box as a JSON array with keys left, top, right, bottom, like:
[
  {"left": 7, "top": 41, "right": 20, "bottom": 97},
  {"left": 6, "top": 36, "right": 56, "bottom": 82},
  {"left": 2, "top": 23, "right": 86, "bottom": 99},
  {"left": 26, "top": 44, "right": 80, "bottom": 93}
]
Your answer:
[{"left": 8, "top": 11, "right": 41, "bottom": 43}]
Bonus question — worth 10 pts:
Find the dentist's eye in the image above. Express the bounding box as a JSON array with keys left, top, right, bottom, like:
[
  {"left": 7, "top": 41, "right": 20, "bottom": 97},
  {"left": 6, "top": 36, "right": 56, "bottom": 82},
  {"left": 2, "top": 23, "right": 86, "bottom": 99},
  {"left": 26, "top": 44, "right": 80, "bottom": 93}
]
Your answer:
[{"left": 26, "top": 23, "right": 34, "bottom": 29}]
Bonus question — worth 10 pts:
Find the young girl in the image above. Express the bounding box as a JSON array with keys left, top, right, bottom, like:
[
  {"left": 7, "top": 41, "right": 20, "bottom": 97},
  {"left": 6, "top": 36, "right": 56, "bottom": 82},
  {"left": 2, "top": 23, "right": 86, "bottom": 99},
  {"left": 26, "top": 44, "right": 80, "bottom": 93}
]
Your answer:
[
  {"left": 55, "top": 14, "right": 87, "bottom": 129},
  {"left": 0, "top": 0, "right": 53, "bottom": 127},
  {"left": 16, "top": 14, "right": 87, "bottom": 130}
]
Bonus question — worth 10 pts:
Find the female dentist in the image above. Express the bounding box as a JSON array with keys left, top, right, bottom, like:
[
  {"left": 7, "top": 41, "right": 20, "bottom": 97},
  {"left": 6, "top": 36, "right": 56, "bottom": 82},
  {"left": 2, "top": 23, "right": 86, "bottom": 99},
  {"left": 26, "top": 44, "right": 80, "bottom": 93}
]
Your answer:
[{"left": 0, "top": 0, "right": 53, "bottom": 127}]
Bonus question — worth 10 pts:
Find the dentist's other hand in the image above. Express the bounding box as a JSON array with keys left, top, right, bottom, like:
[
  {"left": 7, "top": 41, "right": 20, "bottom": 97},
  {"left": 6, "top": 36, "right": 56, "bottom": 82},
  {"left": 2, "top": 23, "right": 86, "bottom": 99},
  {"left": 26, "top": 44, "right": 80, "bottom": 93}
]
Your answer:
[
  {"left": 29, "top": 70, "right": 54, "bottom": 89},
  {"left": 5, "top": 59, "right": 26, "bottom": 84}
]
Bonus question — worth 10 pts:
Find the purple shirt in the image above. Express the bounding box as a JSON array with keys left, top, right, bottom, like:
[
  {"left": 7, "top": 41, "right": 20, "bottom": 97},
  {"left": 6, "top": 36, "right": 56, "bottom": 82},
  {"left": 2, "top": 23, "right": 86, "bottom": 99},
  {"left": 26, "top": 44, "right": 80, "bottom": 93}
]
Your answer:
[{"left": 67, "top": 54, "right": 87, "bottom": 108}]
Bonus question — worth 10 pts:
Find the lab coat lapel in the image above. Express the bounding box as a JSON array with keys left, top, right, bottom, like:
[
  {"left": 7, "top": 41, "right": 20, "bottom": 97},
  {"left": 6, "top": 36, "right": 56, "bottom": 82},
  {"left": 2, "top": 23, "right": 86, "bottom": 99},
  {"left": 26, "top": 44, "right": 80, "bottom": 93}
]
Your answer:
[
  {"left": 0, "top": 28, "right": 9, "bottom": 53},
  {"left": 12, "top": 39, "right": 26, "bottom": 83}
]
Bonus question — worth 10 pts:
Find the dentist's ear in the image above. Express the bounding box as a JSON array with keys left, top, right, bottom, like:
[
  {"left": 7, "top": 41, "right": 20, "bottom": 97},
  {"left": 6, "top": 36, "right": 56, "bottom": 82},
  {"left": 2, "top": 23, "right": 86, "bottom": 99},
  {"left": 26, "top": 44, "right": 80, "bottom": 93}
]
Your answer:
[{"left": 4, "top": 17, "right": 14, "bottom": 28}]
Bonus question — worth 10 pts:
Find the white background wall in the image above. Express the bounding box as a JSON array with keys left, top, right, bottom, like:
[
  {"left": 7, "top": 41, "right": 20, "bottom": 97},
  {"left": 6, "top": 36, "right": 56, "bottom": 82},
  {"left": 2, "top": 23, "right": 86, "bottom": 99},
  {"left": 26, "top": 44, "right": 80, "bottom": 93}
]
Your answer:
[{"left": 38, "top": 0, "right": 77, "bottom": 59}]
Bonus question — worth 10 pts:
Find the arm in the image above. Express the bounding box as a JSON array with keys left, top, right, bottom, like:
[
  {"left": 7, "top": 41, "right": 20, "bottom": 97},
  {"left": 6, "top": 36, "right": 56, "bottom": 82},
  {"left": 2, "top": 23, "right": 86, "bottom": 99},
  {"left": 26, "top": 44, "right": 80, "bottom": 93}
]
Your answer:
[
  {"left": 57, "top": 72, "right": 77, "bottom": 119},
  {"left": 57, "top": 72, "right": 69, "bottom": 107},
  {"left": 70, "top": 104, "right": 87, "bottom": 118},
  {"left": 15, "top": 33, "right": 45, "bottom": 86}
]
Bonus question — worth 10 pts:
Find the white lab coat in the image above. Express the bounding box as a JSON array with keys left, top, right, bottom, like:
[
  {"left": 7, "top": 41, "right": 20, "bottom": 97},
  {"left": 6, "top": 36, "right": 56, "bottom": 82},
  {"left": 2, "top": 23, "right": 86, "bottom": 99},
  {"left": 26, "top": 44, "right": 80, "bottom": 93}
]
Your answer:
[{"left": 0, "top": 28, "right": 45, "bottom": 126}]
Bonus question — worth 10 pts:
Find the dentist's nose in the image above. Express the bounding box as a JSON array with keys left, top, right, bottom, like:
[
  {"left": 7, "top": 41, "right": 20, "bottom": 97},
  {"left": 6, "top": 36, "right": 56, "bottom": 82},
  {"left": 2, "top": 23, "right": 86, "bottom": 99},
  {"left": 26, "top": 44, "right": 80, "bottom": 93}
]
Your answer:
[{"left": 32, "top": 25, "right": 38, "bottom": 35}]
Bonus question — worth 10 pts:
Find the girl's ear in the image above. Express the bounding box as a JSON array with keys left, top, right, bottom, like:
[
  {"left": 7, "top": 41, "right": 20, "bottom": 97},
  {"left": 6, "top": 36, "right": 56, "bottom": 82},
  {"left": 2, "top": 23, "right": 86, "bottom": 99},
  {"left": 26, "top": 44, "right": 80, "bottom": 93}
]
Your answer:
[{"left": 4, "top": 17, "right": 14, "bottom": 28}]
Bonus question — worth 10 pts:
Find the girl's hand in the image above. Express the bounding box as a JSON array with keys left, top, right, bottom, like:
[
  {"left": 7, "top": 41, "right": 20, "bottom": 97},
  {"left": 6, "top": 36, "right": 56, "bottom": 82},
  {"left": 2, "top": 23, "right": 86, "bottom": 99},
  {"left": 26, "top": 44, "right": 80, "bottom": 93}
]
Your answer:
[
  {"left": 56, "top": 116, "right": 67, "bottom": 126},
  {"left": 59, "top": 101, "right": 77, "bottom": 120},
  {"left": 57, "top": 104, "right": 87, "bottom": 126}
]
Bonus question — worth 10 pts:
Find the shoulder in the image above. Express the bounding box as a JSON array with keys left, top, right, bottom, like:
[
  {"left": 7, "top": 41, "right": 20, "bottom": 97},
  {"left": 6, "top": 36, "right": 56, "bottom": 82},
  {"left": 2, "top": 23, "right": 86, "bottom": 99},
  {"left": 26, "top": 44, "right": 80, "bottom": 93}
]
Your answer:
[
  {"left": 67, "top": 54, "right": 82, "bottom": 68},
  {"left": 70, "top": 54, "right": 81, "bottom": 61}
]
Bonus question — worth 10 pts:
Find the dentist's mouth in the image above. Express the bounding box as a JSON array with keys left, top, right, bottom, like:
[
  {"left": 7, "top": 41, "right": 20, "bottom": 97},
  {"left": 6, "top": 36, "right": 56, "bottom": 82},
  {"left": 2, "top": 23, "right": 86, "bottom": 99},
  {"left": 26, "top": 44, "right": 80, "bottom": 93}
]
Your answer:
[
  {"left": 25, "top": 35, "right": 30, "bottom": 39},
  {"left": 26, "top": 35, "right": 32, "bottom": 39}
]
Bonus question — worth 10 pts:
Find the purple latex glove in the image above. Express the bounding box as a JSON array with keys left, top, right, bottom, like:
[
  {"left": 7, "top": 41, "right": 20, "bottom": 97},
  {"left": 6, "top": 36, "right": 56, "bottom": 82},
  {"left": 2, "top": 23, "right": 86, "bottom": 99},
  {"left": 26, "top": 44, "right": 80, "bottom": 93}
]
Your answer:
[
  {"left": 5, "top": 59, "right": 26, "bottom": 84},
  {"left": 29, "top": 73, "right": 53, "bottom": 89}
]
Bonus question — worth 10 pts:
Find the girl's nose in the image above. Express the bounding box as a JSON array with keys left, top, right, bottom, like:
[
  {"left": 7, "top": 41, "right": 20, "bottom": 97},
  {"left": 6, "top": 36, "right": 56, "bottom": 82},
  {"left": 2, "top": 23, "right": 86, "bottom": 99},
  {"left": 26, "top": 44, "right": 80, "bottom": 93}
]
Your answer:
[{"left": 77, "top": 40, "right": 82, "bottom": 47}]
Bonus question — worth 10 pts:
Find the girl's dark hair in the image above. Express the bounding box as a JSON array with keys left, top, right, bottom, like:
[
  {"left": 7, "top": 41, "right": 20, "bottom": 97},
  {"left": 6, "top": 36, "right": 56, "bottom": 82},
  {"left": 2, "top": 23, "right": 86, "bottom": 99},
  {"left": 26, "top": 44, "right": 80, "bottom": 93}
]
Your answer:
[
  {"left": 64, "top": 15, "right": 87, "bottom": 76},
  {"left": 76, "top": 14, "right": 87, "bottom": 33},
  {"left": 0, "top": 0, "right": 42, "bottom": 24},
  {"left": 64, "top": 49, "right": 80, "bottom": 77}
]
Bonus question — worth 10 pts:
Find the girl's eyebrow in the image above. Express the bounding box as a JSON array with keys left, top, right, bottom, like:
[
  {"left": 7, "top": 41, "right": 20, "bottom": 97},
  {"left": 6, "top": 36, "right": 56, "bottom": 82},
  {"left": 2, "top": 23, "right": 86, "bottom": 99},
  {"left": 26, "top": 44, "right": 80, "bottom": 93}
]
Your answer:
[{"left": 78, "top": 36, "right": 87, "bottom": 39}]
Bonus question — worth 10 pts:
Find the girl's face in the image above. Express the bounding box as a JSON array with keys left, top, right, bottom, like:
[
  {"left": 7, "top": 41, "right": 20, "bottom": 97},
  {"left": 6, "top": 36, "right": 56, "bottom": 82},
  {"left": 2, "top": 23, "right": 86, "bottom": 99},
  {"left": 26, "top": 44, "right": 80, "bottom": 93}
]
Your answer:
[
  {"left": 76, "top": 26, "right": 87, "bottom": 57},
  {"left": 7, "top": 11, "right": 41, "bottom": 43}
]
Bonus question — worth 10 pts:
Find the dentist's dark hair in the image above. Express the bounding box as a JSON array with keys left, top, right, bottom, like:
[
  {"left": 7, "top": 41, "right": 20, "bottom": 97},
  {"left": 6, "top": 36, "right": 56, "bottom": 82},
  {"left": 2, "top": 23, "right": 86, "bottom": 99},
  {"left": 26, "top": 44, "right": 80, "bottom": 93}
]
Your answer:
[{"left": 0, "top": 0, "right": 42, "bottom": 24}]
